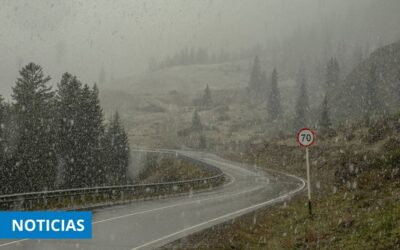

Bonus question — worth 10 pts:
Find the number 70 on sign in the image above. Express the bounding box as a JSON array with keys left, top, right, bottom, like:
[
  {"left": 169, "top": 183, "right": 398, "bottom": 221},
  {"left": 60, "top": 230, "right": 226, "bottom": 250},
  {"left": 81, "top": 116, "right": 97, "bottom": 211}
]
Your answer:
[{"left": 296, "top": 128, "right": 316, "bottom": 147}]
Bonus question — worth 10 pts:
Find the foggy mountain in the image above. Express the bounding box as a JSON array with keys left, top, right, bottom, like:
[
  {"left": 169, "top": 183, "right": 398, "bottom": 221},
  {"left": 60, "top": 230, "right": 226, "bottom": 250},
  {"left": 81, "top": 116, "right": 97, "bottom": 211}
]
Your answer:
[
  {"left": 1, "top": 0, "right": 400, "bottom": 98},
  {"left": 331, "top": 40, "right": 400, "bottom": 122}
]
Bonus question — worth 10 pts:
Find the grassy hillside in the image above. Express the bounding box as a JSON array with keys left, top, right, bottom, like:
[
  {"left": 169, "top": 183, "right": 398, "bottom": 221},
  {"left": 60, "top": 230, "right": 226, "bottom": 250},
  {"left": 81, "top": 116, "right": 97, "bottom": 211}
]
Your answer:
[
  {"left": 137, "top": 153, "right": 213, "bottom": 184},
  {"left": 101, "top": 41, "right": 400, "bottom": 159},
  {"left": 99, "top": 59, "right": 299, "bottom": 149},
  {"left": 162, "top": 114, "right": 400, "bottom": 249}
]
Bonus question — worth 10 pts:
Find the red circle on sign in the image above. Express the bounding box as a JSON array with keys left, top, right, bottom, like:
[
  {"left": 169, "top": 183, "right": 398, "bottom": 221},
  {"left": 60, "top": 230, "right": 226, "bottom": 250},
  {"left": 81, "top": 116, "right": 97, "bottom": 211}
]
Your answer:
[{"left": 296, "top": 128, "right": 316, "bottom": 148}]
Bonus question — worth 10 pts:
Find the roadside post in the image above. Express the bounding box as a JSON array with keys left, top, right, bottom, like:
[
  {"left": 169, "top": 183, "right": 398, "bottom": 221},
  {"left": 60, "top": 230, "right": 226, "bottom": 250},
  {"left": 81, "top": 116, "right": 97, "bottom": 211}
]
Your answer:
[{"left": 296, "top": 128, "right": 316, "bottom": 216}]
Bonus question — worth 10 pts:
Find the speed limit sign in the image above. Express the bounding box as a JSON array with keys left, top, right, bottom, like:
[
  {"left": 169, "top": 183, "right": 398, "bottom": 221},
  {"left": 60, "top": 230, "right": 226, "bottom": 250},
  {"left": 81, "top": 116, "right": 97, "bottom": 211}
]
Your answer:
[
  {"left": 296, "top": 128, "right": 316, "bottom": 147},
  {"left": 296, "top": 127, "right": 316, "bottom": 216}
]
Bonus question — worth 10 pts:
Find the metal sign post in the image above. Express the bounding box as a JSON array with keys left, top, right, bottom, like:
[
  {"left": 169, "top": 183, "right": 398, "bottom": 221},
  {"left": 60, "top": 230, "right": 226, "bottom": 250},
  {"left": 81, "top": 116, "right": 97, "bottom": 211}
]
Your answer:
[
  {"left": 296, "top": 128, "right": 316, "bottom": 216},
  {"left": 306, "top": 147, "right": 312, "bottom": 216}
]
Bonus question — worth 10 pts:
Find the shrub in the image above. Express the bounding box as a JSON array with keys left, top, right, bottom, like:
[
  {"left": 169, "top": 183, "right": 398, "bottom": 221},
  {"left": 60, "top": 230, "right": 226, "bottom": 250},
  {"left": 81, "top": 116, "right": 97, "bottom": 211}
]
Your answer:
[
  {"left": 334, "top": 151, "right": 376, "bottom": 183},
  {"left": 381, "top": 149, "right": 400, "bottom": 169},
  {"left": 363, "top": 119, "right": 390, "bottom": 144},
  {"left": 383, "top": 137, "right": 400, "bottom": 151}
]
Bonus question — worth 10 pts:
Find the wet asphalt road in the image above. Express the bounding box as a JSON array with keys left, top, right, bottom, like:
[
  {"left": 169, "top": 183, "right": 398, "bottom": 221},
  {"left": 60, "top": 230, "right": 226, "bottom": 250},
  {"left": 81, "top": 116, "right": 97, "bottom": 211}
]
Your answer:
[{"left": 0, "top": 150, "right": 304, "bottom": 250}]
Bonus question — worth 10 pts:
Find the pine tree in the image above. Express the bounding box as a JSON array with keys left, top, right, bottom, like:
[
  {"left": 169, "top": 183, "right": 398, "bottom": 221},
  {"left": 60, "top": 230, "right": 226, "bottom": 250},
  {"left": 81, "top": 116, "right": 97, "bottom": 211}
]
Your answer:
[
  {"left": 0, "top": 95, "right": 5, "bottom": 166},
  {"left": 78, "top": 84, "right": 96, "bottom": 187},
  {"left": 365, "top": 64, "right": 383, "bottom": 114},
  {"left": 191, "top": 110, "right": 203, "bottom": 131},
  {"left": 12, "top": 63, "right": 57, "bottom": 192},
  {"left": 0, "top": 98, "right": 16, "bottom": 194},
  {"left": 0, "top": 95, "right": 7, "bottom": 194},
  {"left": 267, "top": 69, "right": 282, "bottom": 121},
  {"left": 105, "top": 111, "right": 130, "bottom": 185},
  {"left": 57, "top": 75, "right": 117, "bottom": 188},
  {"left": 199, "top": 134, "right": 207, "bottom": 149},
  {"left": 78, "top": 84, "right": 106, "bottom": 187},
  {"left": 90, "top": 84, "right": 107, "bottom": 186},
  {"left": 319, "top": 94, "right": 332, "bottom": 136},
  {"left": 0, "top": 95, "right": 5, "bottom": 152},
  {"left": 202, "top": 85, "right": 212, "bottom": 106},
  {"left": 326, "top": 58, "right": 340, "bottom": 91},
  {"left": 294, "top": 70, "right": 310, "bottom": 131},
  {"left": 260, "top": 71, "right": 268, "bottom": 98},
  {"left": 56, "top": 73, "right": 85, "bottom": 188},
  {"left": 397, "top": 68, "right": 400, "bottom": 106},
  {"left": 248, "top": 56, "right": 262, "bottom": 97}
]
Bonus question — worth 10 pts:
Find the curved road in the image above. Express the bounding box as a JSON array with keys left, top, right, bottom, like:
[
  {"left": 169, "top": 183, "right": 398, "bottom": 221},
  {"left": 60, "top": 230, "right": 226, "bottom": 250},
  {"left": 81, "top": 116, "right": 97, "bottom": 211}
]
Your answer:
[{"left": 0, "top": 150, "right": 305, "bottom": 250}]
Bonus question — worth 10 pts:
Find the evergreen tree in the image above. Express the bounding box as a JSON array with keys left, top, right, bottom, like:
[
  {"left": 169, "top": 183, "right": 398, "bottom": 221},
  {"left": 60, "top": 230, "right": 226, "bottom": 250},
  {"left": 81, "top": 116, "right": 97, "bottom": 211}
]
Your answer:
[
  {"left": 199, "top": 134, "right": 207, "bottom": 149},
  {"left": 365, "top": 64, "right": 383, "bottom": 114},
  {"left": 294, "top": 70, "right": 310, "bottom": 131},
  {"left": 248, "top": 56, "right": 262, "bottom": 96},
  {"left": 260, "top": 71, "right": 268, "bottom": 97},
  {"left": 57, "top": 75, "right": 123, "bottom": 188},
  {"left": 11, "top": 63, "right": 57, "bottom": 192},
  {"left": 397, "top": 68, "right": 400, "bottom": 106},
  {"left": 191, "top": 110, "right": 203, "bottom": 131},
  {"left": 267, "top": 68, "right": 282, "bottom": 121},
  {"left": 202, "top": 85, "right": 212, "bottom": 106},
  {"left": 0, "top": 95, "right": 7, "bottom": 180},
  {"left": 78, "top": 84, "right": 106, "bottom": 187},
  {"left": 319, "top": 94, "right": 332, "bottom": 136},
  {"left": 56, "top": 73, "right": 85, "bottom": 188},
  {"left": 0, "top": 98, "right": 17, "bottom": 194},
  {"left": 0, "top": 95, "right": 5, "bottom": 167},
  {"left": 104, "top": 111, "right": 130, "bottom": 185},
  {"left": 0, "top": 95, "right": 7, "bottom": 194},
  {"left": 326, "top": 58, "right": 340, "bottom": 90}
]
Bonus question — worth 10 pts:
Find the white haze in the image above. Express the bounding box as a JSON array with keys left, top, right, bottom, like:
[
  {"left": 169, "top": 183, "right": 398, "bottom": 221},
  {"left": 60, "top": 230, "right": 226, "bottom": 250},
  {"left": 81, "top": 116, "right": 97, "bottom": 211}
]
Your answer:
[{"left": 1, "top": 0, "right": 399, "bottom": 97}]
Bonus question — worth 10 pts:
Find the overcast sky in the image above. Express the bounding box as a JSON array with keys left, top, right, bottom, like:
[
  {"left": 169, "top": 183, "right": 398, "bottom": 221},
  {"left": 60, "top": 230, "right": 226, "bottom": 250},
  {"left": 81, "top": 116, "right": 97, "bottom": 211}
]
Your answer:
[{"left": 1, "top": 0, "right": 399, "bottom": 97}]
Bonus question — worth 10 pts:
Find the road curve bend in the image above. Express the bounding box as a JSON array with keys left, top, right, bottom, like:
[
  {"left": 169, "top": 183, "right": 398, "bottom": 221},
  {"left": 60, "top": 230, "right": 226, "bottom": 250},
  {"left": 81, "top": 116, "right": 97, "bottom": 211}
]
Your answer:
[{"left": 0, "top": 150, "right": 305, "bottom": 250}]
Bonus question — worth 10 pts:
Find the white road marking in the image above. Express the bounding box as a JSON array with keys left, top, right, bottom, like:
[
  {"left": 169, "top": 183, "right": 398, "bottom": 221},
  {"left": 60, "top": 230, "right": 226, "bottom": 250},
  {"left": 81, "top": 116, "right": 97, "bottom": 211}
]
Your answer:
[
  {"left": 0, "top": 164, "right": 238, "bottom": 248},
  {"left": 93, "top": 183, "right": 263, "bottom": 225},
  {"left": 0, "top": 240, "right": 27, "bottom": 247},
  {"left": 92, "top": 170, "right": 236, "bottom": 213},
  {"left": 0, "top": 184, "right": 262, "bottom": 248},
  {"left": 130, "top": 177, "right": 305, "bottom": 250},
  {"left": 0, "top": 153, "right": 305, "bottom": 249}
]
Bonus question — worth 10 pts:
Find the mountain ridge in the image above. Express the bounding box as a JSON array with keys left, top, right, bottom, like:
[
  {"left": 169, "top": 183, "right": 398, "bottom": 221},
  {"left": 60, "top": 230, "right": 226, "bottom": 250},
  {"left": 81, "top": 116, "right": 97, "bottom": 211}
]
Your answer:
[{"left": 332, "top": 40, "right": 400, "bottom": 121}]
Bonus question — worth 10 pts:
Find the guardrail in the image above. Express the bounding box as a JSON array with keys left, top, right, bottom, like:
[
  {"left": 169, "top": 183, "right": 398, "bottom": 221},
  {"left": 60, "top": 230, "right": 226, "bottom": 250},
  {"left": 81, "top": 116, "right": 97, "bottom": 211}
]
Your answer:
[{"left": 0, "top": 151, "right": 225, "bottom": 211}]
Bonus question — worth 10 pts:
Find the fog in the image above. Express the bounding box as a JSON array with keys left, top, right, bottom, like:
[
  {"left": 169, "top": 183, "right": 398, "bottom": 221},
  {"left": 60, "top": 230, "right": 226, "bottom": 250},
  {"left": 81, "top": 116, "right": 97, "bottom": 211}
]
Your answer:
[
  {"left": 1, "top": 0, "right": 400, "bottom": 97},
  {"left": 2, "top": 2, "right": 400, "bottom": 248}
]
